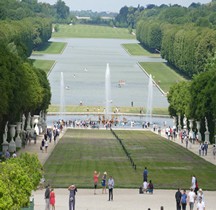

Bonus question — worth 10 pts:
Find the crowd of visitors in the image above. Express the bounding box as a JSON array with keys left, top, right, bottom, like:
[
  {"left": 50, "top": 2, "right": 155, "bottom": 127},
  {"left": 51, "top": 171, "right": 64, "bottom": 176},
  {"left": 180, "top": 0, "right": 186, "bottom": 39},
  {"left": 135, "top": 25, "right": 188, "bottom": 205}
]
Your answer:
[{"left": 175, "top": 175, "right": 206, "bottom": 210}]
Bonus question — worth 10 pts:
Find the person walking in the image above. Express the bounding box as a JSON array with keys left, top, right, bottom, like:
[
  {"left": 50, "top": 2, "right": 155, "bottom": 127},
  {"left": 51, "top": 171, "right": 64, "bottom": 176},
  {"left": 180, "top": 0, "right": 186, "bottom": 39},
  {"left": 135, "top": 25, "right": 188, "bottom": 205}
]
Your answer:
[
  {"left": 175, "top": 188, "right": 182, "bottom": 210},
  {"left": 93, "top": 171, "right": 100, "bottom": 195},
  {"left": 197, "top": 189, "right": 205, "bottom": 203},
  {"left": 49, "top": 188, "right": 55, "bottom": 210},
  {"left": 108, "top": 175, "right": 114, "bottom": 201},
  {"left": 45, "top": 140, "right": 49, "bottom": 153},
  {"left": 68, "top": 184, "right": 77, "bottom": 210},
  {"left": 188, "top": 188, "right": 196, "bottom": 210},
  {"left": 181, "top": 189, "right": 187, "bottom": 210},
  {"left": 196, "top": 197, "right": 205, "bottom": 210},
  {"left": 44, "top": 185, "right": 50, "bottom": 210}
]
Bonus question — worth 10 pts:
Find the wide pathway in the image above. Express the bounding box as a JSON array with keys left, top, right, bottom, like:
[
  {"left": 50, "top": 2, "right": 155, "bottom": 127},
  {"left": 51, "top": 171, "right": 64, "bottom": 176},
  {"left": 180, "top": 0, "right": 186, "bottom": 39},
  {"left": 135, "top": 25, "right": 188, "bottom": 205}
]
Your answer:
[{"left": 18, "top": 127, "right": 216, "bottom": 210}]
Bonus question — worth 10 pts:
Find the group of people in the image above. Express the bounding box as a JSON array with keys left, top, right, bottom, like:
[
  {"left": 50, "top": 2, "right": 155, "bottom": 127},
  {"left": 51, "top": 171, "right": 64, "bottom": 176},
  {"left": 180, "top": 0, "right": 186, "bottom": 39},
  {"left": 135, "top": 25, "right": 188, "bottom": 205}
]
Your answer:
[
  {"left": 175, "top": 175, "right": 205, "bottom": 210},
  {"left": 44, "top": 185, "right": 55, "bottom": 210},
  {"left": 93, "top": 171, "right": 115, "bottom": 201},
  {"left": 175, "top": 188, "right": 205, "bottom": 210},
  {"left": 141, "top": 167, "right": 154, "bottom": 194}
]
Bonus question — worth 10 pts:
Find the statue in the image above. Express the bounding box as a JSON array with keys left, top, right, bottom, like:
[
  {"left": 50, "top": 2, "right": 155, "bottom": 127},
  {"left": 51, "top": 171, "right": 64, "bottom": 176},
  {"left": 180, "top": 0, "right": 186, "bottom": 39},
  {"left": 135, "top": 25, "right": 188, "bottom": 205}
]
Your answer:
[
  {"left": 183, "top": 115, "right": 187, "bottom": 129},
  {"left": 4, "top": 121, "right": 8, "bottom": 140},
  {"left": 205, "top": 117, "right": 209, "bottom": 131},
  {"left": 22, "top": 114, "right": 26, "bottom": 131}
]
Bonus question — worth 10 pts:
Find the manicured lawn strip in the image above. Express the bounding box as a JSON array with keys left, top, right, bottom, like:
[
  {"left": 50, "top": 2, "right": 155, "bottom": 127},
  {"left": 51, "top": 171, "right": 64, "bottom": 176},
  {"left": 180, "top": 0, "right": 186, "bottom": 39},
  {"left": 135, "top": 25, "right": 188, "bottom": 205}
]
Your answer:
[
  {"left": 33, "top": 41, "right": 67, "bottom": 54},
  {"left": 122, "top": 43, "right": 160, "bottom": 57},
  {"left": 48, "top": 105, "right": 169, "bottom": 115},
  {"left": 52, "top": 24, "right": 135, "bottom": 39},
  {"left": 114, "top": 130, "right": 216, "bottom": 190},
  {"left": 139, "top": 62, "right": 187, "bottom": 93},
  {"left": 44, "top": 129, "right": 216, "bottom": 190},
  {"left": 32, "top": 59, "right": 55, "bottom": 74},
  {"left": 44, "top": 129, "right": 137, "bottom": 188}
]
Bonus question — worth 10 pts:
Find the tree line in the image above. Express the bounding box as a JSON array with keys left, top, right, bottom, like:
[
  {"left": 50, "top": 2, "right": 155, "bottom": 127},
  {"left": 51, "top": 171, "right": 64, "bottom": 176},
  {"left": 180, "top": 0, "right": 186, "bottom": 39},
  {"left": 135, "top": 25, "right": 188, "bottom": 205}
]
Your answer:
[
  {"left": 0, "top": 0, "right": 71, "bottom": 144},
  {"left": 133, "top": 2, "right": 216, "bottom": 142}
]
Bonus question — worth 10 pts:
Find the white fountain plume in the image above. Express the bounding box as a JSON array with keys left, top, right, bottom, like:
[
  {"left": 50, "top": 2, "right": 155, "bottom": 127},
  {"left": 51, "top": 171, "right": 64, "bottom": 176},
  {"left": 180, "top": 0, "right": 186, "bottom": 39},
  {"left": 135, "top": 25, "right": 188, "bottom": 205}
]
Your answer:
[
  {"left": 146, "top": 74, "right": 153, "bottom": 124},
  {"left": 60, "top": 72, "right": 65, "bottom": 120},
  {"left": 105, "top": 63, "right": 111, "bottom": 120}
]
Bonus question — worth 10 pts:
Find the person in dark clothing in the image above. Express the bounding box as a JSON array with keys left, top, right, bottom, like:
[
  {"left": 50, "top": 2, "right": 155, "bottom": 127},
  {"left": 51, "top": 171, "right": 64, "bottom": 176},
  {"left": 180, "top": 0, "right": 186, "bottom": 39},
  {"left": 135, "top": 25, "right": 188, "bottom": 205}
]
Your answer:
[
  {"left": 175, "top": 188, "right": 182, "bottom": 210},
  {"left": 44, "top": 185, "right": 50, "bottom": 210},
  {"left": 68, "top": 184, "right": 77, "bottom": 210},
  {"left": 143, "top": 167, "right": 148, "bottom": 182}
]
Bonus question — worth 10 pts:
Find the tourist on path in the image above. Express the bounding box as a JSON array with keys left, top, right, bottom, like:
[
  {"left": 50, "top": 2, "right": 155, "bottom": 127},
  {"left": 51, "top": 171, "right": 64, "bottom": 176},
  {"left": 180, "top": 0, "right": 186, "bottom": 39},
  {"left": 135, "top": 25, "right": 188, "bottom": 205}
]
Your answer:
[
  {"left": 197, "top": 189, "right": 205, "bottom": 203},
  {"left": 188, "top": 188, "right": 196, "bottom": 210},
  {"left": 196, "top": 197, "right": 205, "bottom": 210},
  {"left": 108, "top": 175, "right": 114, "bottom": 201},
  {"left": 143, "top": 181, "right": 148, "bottom": 193},
  {"left": 44, "top": 185, "right": 50, "bottom": 210},
  {"left": 45, "top": 140, "right": 49, "bottom": 153},
  {"left": 191, "top": 175, "right": 196, "bottom": 191},
  {"left": 143, "top": 167, "right": 148, "bottom": 182},
  {"left": 101, "top": 171, "right": 107, "bottom": 194},
  {"left": 41, "top": 139, "right": 45, "bottom": 153},
  {"left": 49, "top": 188, "right": 55, "bottom": 210},
  {"left": 93, "top": 171, "right": 100, "bottom": 195},
  {"left": 181, "top": 189, "right": 187, "bottom": 210},
  {"left": 68, "top": 185, "right": 77, "bottom": 210},
  {"left": 175, "top": 188, "right": 182, "bottom": 210}
]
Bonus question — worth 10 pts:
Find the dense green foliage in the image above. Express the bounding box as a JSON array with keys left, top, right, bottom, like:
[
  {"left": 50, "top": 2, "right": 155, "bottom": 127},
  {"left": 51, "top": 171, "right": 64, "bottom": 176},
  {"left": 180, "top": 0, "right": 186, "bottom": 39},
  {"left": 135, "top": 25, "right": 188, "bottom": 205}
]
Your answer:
[
  {"left": 0, "top": 0, "right": 70, "bottom": 23},
  {"left": 0, "top": 153, "right": 42, "bottom": 209},
  {"left": 168, "top": 59, "right": 216, "bottom": 141},
  {"left": 0, "top": 0, "right": 59, "bottom": 143},
  {"left": 117, "top": 2, "right": 216, "bottom": 77},
  {"left": 0, "top": 46, "right": 51, "bottom": 137}
]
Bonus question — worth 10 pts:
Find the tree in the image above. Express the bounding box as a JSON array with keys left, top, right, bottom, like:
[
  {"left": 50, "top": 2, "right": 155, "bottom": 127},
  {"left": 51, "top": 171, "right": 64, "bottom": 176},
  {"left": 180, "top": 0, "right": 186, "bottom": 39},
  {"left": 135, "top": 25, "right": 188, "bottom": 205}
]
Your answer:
[
  {"left": 54, "top": 0, "right": 70, "bottom": 20},
  {"left": 167, "top": 81, "right": 191, "bottom": 117}
]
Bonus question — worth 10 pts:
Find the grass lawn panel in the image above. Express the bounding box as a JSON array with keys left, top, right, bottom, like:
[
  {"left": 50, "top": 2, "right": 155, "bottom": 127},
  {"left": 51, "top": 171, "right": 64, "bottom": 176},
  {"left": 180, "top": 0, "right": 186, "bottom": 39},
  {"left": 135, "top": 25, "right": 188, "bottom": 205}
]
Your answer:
[
  {"left": 33, "top": 41, "right": 67, "bottom": 54},
  {"left": 44, "top": 129, "right": 135, "bottom": 188},
  {"left": 48, "top": 105, "right": 169, "bottom": 115},
  {"left": 32, "top": 59, "right": 55, "bottom": 74},
  {"left": 114, "top": 130, "right": 216, "bottom": 190},
  {"left": 44, "top": 129, "right": 216, "bottom": 190},
  {"left": 122, "top": 43, "right": 160, "bottom": 57},
  {"left": 139, "top": 62, "right": 186, "bottom": 93},
  {"left": 52, "top": 24, "right": 135, "bottom": 39}
]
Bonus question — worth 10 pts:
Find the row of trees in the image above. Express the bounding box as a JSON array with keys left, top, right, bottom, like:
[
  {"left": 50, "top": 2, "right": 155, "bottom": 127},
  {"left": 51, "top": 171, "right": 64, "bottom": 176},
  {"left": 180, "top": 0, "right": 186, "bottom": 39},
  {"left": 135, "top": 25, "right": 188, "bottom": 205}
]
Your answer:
[
  {"left": 168, "top": 59, "right": 216, "bottom": 141},
  {"left": 0, "top": 44, "right": 51, "bottom": 134},
  {"left": 136, "top": 21, "right": 216, "bottom": 78},
  {"left": 115, "top": 1, "right": 216, "bottom": 30},
  {"left": 0, "top": 153, "right": 42, "bottom": 209},
  {"left": 0, "top": 17, "right": 52, "bottom": 58},
  {"left": 0, "top": 0, "right": 59, "bottom": 142},
  {"left": 0, "top": 0, "right": 70, "bottom": 23},
  {"left": 134, "top": 2, "right": 216, "bottom": 142}
]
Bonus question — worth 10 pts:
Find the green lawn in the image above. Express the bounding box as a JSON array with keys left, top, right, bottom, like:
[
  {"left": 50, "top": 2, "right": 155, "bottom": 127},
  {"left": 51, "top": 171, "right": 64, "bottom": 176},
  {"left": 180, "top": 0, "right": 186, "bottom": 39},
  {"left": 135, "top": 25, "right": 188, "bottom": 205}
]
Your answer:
[
  {"left": 48, "top": 105, "right": 169, "bottom": 115},
  {"left": 44, "top": 129, "right": 216, "bottom": 190},
  {"left": 32, "top": 59, "right": 55, "bottom": 74},
  {"left": 52, "top": 24, "right": 135, "bottom": 39},
  {"left": 139, "top": 62, "right": 187, "bottom": 93},
  {"left": 122, "top": 43, "right": 160, "bottom": 57},
  {"left": 33, "top": 41, "right": 67, "bottom": 54}
]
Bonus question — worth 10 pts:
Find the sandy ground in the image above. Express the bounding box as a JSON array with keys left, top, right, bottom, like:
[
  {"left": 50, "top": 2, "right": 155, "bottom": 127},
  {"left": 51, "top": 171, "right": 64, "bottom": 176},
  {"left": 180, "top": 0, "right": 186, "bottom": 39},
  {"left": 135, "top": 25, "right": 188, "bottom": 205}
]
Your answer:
[{"left": 33, "top": 188, "right": 216, "bottom": 210}]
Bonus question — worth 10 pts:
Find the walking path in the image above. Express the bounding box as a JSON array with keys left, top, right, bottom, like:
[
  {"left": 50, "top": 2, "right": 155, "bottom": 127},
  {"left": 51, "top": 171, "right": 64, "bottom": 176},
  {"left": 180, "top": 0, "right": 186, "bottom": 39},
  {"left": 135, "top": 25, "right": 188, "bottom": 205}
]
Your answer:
[{"left": 18, "top": 127, "right": 216, "bottom": 210}]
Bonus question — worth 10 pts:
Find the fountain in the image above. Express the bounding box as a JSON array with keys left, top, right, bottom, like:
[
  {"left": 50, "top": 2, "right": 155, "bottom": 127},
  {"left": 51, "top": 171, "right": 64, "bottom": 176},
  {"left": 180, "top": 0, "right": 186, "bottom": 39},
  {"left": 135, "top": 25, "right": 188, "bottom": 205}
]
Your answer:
[
  {"left": 145, "top": 74, "right": 153, "bottom": 124},
  {"left": 60, "top": 72, "right": 65, "bottom": 120},
  {"left": 105, "top": 63, "right": 111, "bottom": 120}
]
